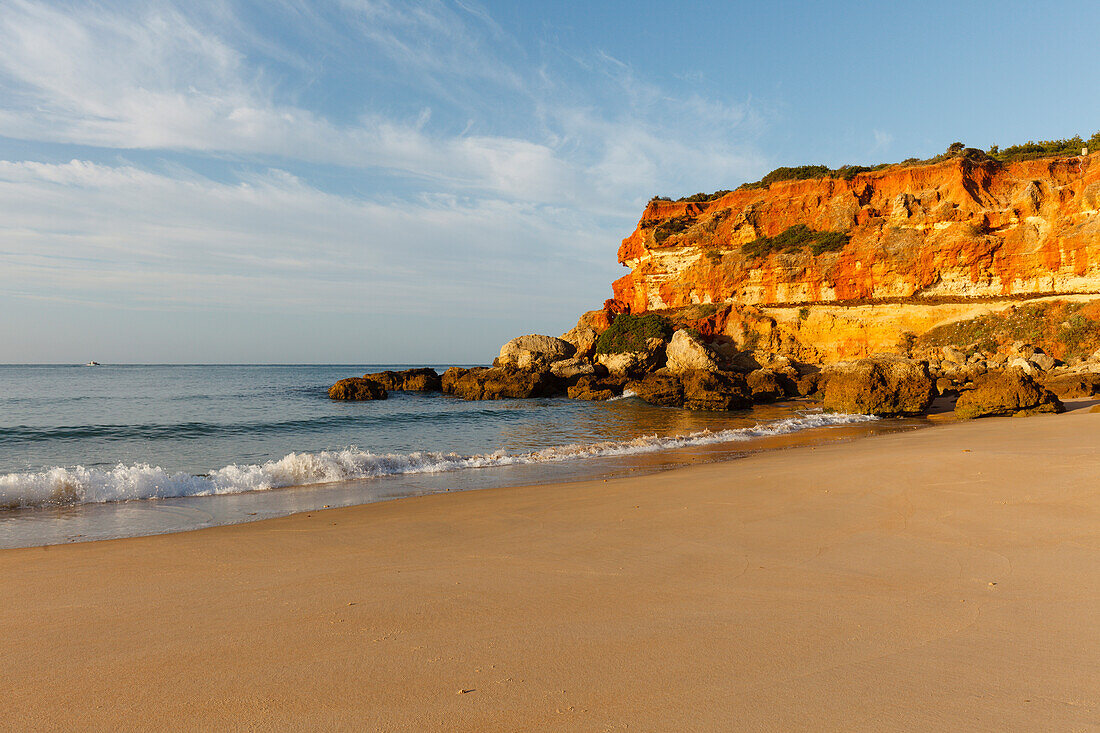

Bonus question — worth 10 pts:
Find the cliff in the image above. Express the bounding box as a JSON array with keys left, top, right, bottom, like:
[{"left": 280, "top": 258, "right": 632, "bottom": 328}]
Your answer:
[{"left": 606, "top": 153, "right": 1100, "bottom": 361}]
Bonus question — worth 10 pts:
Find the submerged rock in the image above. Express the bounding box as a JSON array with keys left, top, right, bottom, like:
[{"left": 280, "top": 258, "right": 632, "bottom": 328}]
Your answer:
[
  {"left": 822, "top": 355, "right": 935, "bottom": 416},
  {"left": 328, "top": 377, "right": 387, "bottom": 401},
  {"left": 955, "top": 369, "right": 1065, "bottom": 419}
]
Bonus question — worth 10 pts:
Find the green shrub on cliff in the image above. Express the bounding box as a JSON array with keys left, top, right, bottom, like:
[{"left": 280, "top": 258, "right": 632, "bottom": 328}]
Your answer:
[
  {"left": 652, "top": 215, "right": 695, "bottom": 244},
  {"left": 741, "top": 225, "right": 850, "bottom": 259},
  {"left": 593, "top": 314, "right": 673, "bottom": 355}
]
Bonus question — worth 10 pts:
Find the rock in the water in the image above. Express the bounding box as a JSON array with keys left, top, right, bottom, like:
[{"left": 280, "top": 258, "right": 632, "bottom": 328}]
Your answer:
[
  {"left": 566, "top": 375, "right": 621, "bottom": 401},
  {"left": 746, "top": 369, "right": 789, "bottom": 403},
  {"left": 365, "top": 367, "right": 441, "bottom": 392},
  {"left": 498, "top": 335, "right": 575, "bottom": 369},
  {"left": 549, "top": 357, "right": 596, "bottom": 380},
  {"left": 626, "top": 373, "right": 684, "bottom": 407},
  {"left": 680, "top": 370, "right": 752, "bottom": 411},
  {"left": 442, "top": 367, "right": 470, "bottom": 394},
  {"left": 955, "top": 368, "right": 1064, "bottom": 419},
  {"left": 1043, "top": 371, "right": 1100, "bottom": 399},
  {"left": 446, "top": 366, "right": 559, "bottom": 400},
  {"left": 328, "top": 377, "right": 387, "bottom": 401},
  {"left": 822, "top": 355, "right": 935, "bottom": 416},
  {"left": 665, "top": 329, "right": 720, "bottom": 374},
  {"left": 596, "top": 339, "right": 664, "bottom": 377}
]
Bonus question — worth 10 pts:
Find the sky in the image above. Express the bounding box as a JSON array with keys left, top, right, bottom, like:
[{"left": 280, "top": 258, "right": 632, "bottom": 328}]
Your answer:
[{"left": 1, "top": 0, "right": 1099, "bottom": 363}]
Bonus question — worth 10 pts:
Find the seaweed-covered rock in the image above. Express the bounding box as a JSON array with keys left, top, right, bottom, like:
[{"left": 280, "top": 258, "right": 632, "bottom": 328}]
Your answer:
[
  {"left": 446, "top": 366, "right": 559, "bottom": 400},
  {"left": 955, "top": 369, "right": 1064, "bottom": 419},
  {"left": 822, "top": 355, "right": 935, "bottom": 416},
  {"left": 626, "top": 373, "right": 684, "bottom": 407},
  {"left": 328, "top": 377, "right": 387, "bottom": 401},
  {"left": 365, "top": 368, "right": 442, "bottom": 392},
  {"left": 680, "top": 370, "right": 752, "bottom": 411}
]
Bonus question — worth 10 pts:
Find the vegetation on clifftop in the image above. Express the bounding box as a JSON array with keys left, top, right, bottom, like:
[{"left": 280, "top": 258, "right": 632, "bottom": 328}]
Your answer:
[
  {"left": 741, "top": 225, "right": 850, "bottom": 259},
  {"left": 650, "top": 131, "right": 1100, "bottom": 201},
  {"left": 593, "top": 313, "right": 673, "bottom": 355}
]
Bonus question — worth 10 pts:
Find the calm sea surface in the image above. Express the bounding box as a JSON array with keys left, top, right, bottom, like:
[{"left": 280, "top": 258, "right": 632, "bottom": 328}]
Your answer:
[{"left": 0, "top": 364, "right": 913, "bottom": 547}]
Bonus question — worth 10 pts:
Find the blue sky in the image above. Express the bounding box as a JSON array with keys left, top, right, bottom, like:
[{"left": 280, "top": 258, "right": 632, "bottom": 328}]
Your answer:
[{"left": 1, "top": 0, "right": 1098, "bottom": 363}]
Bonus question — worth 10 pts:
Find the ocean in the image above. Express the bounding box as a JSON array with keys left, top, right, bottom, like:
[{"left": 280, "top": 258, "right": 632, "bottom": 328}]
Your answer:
[{"left": 0, "top": 364, "right": 906, "bottom": 548}]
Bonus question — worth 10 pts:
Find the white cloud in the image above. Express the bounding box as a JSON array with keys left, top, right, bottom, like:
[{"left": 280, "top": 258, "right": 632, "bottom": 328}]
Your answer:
[{"left": 0, "top": 159, "right": 619, "bottom": 317}]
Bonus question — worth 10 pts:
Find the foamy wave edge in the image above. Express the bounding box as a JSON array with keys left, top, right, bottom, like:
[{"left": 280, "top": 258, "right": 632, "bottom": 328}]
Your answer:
[{"left": 0, "top": 412, "right": 877, "bottom": 509}]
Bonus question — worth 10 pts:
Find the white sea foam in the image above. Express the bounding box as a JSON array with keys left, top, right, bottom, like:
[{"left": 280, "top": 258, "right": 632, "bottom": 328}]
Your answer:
[{"left": 0, "top": 412, "right": 877, "bottom": 510}]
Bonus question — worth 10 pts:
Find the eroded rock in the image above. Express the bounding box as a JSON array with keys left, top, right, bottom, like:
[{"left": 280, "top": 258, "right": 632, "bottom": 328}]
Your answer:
[
  {"left": 955, "top": 368, "right": 1064, "bottom": 419},
  {"left": 328, "top": 378, "right": 387, "bottom": 401},
  {"left": 822, "top": 355, "right": 935, "bottom": 416}
]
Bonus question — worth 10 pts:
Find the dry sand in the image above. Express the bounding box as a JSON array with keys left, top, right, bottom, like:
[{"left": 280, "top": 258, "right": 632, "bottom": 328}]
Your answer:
[{"left": 2, "top": 410, "right": 1099, "bottom": 731}]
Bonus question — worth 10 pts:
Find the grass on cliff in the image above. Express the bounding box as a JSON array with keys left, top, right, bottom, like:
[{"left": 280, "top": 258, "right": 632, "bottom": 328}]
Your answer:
[
  {"left": 741, "top": 225, "right": 850, "bottom": 259},
  {"left": 648, "top": 131, "right": 1100, "bottom": 201},
  {"left": 918, "top": 300, "right": 1100, "bottom": 361},
  {"left": 593, "top": 314, "right": 673, "bottom": 355}
]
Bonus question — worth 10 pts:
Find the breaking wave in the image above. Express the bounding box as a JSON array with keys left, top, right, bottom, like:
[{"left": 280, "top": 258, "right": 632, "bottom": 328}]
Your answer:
[{"left": 0, "top": 412, "right": 876, "bottom": 510}]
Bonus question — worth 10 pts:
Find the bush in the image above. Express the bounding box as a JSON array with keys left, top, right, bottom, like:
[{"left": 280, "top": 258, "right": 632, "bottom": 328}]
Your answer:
[
  {"left": 741, "top": 225, "right": 850, "bottom": 259},
  {"left": 652, "top": 215, "right": 695, "bottom": 244},
  {"left": 593, "top": 314, "right": 673, "bottom": 355}
]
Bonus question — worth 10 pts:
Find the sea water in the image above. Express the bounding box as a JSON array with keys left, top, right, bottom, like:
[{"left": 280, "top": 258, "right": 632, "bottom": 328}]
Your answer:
[{"left": 0, "top": 364, "right": 907, "bottom": 547}]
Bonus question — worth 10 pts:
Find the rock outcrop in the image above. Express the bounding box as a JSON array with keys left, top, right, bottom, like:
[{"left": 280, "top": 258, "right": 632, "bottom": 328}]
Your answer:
[
  {"left": 364, "top": 368, "right": 442, "bottom": 392},
  {"left": 444, "top": 366, "right": 559, "bottom": 400},
  {"left": 680, "top": 370, "right": 752, "bottom": 411},
  {"left": 608, "top": 153, "right": 1100, "bottom": 361},
  {"left": 328, "top": 378, "right": 387, "bottom": 401},
  {"left": 498, "top": 335, "right": 575, "bottom": 369},
  {"left": 665, "top": 329, "right": 721, "bottom": 374},
  {"left": 955, "top": 369, "right": 1064, "bottom": 419},
  {"left": 822, "top": 355, "right": 935, "bottom": 416}
]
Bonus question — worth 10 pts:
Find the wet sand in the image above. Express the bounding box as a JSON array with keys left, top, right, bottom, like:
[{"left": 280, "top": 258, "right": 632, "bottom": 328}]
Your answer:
[{"left": 2, "top": 409, "right": 1098, "bottom": 730}]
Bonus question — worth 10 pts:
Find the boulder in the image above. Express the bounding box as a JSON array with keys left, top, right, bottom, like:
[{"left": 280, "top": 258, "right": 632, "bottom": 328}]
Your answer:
[
  {"left": 935, "top": 377, "right": 960, "bottom": 399},
  {"left": 747, "top": 369, "right": 789, "bottom": 403},
  {"left": 364, "top": 367, "right": 441, "bottom": 392},
  {"left": 549, "top": 357, "right": 596, "bottom": 380},
  {"left": 626, "top": 373, "right": 684, "bottom": 407},
  {"left": 447, "top": 366, "right": 560, "bottom": 400},
  {"left": 955, "top": 368, "right": 1064, "bottom": 419},
  {"left": 498, "top": 335, "right": 575, "bottom": 369},
  {"left": 441, "top": 367, "right": 470, "bottom": 394},
  {"left": 822, "top": 355, "right": 935, "bottom": 416},
  {"left": 665, "top": 329, "right": 720, "bottom": 374},
  {"left": 1008, "top": 357, "right": 1038, "bottom": 376},
  {"left": 328, "top": 377, "right": 387, "bottom": 401},
  {"left": 1030, "top": 352, "right": 1057, "bottom": 372},
  {"left": 1042, "top": 371, "right": 1100, "bottom": 399},
  {"left": 567, "top": 376, "right": 622, "bottom": 401},
  {"left": 680, "top": 370, "right": 752, "bottom": 411},
  {"left": 796, "top": 371, "right": 825, "bottom": 397},
  {"left": 596, "top": 338, "right": 665, "bottom": 377},
  {"left": 560, "top": 325, "right": 599, "bottom": 360}
]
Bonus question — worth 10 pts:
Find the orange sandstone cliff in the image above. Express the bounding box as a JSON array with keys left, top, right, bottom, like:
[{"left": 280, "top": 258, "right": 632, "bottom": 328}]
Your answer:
[{"left": 604, "top": 154, "right": 1100, "bottom": 362}]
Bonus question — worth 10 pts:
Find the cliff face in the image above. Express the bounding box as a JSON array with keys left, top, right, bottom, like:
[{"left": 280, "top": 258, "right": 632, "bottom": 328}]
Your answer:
[{"left": 608, "top": 154, "right": 1100, "bottom": 361}]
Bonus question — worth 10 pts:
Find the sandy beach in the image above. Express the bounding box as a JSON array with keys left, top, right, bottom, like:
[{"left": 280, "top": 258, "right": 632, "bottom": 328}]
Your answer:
[{"left": 3, "top": 410, "right": 1098, "bottom": 731}]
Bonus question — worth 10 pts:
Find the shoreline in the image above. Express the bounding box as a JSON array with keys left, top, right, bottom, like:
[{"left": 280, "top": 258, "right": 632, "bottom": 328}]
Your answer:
[
  {"left": 0, "top": 406, "right": 924, "bottom": 549},
  {"left": 2, "top": 407, "right": 1098, "bottom": 729}
]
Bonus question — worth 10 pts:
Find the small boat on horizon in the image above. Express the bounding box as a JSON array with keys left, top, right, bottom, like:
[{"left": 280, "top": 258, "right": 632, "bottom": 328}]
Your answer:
[{"left": 84, "top": 361, "right": 100, "bottom": 366}]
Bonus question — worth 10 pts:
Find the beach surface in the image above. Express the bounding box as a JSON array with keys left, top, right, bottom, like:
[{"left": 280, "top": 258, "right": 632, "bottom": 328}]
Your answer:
[{"left": 3, "top": 410, "right": 1098, "bottom": 731}]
